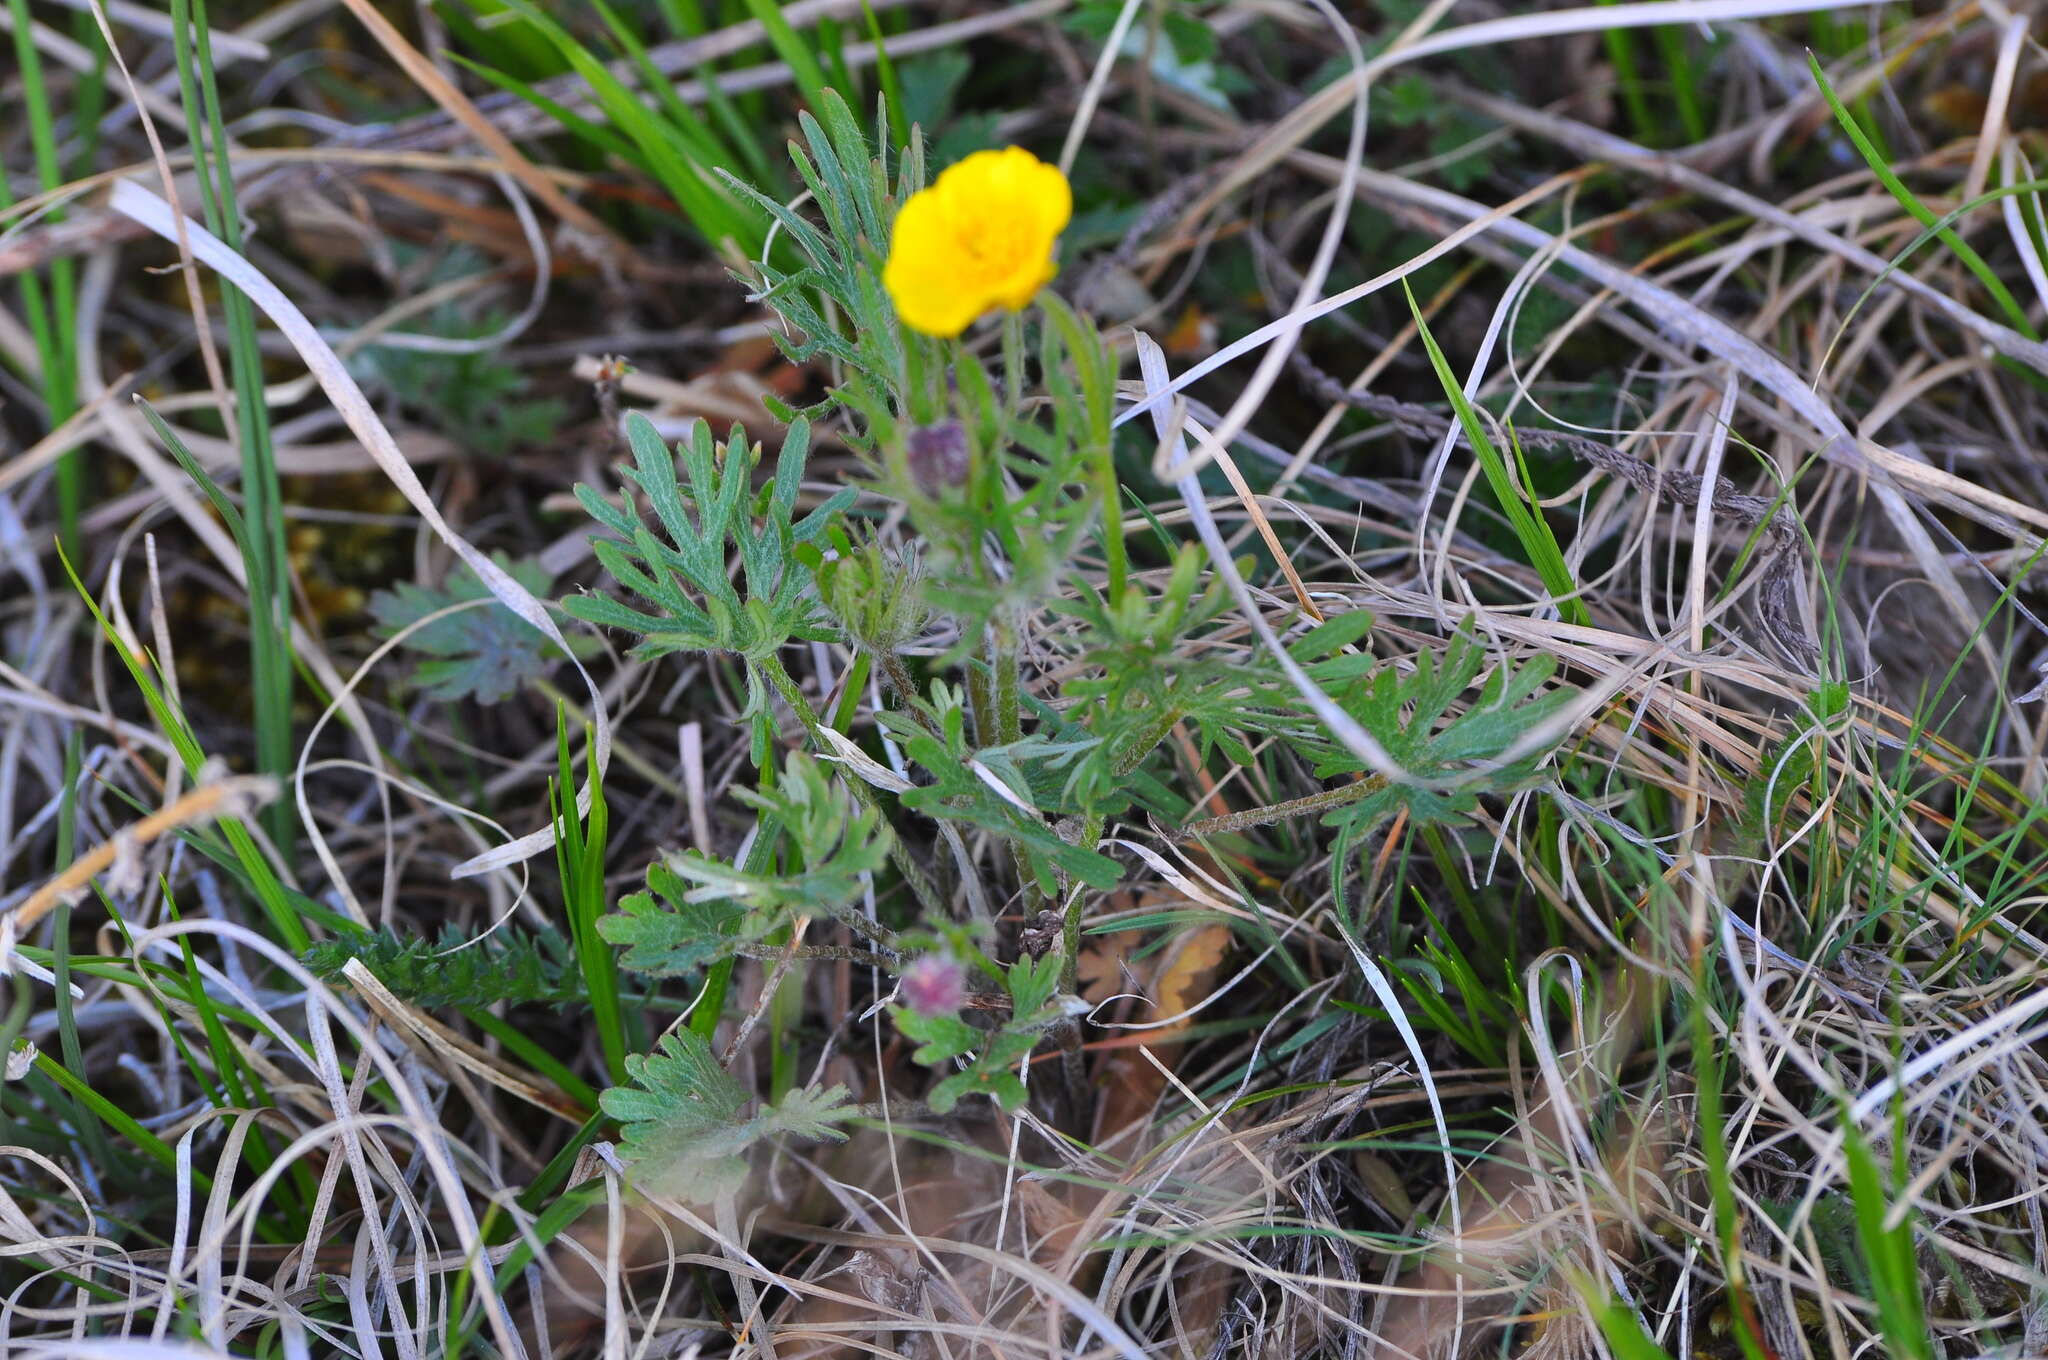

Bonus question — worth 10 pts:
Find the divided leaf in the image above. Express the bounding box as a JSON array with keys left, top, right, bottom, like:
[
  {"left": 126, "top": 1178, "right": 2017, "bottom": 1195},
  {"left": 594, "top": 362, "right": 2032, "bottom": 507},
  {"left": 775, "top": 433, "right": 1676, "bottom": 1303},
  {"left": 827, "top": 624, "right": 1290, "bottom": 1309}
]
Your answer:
[
  {"left": 893, "top": 952, "right": 1075, "bottom": 1114},
  {"left": 563, "top": 415, "right": 854, "bottom": 661},
  {"left": 368, "top": 553, "right": 590, "bottom": 704},
  {"left": 600, "top": 754, "right": 890, "bottom": 977},
  {"left": 1303, "top": 624, "right": 1574, "bottom": 837},
  {"left": 877, "top": 686, "right": 1122, "bottom": 894},
  {"left": 598, "top": 860, "right": 756, "bottom": 978},
  {"left": 603, "top": 1028, "right": 853, "bottom": 1200},
  {"left": 302, "top": 923, "right": 581, "bottom": 1010}
]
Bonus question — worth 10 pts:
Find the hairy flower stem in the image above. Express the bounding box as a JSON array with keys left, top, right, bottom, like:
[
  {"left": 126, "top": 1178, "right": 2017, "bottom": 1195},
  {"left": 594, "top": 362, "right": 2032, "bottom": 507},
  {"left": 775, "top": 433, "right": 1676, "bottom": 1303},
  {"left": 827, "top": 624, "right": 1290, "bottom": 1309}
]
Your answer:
[
  {"left": 1116, "top": 704, "right": 1185, "bottom": 779},
  {"left": 1001, "top": 309, "right": 1025, "bottom": 417},
  {"left": 966, "top": 661, "right": 994, "bottom": 749},
  {"left": 808, "top": 899, "right": 904, "bottom": 957},
  {"left": 991, "top": 611, "right": 1024, "bottom": 748},
  {"left": 873, "top": 646, "right": 943, "bottom": 737},
  {"left": 988, "top": 608, "right": 1046, "bottom": 922},
  {"left": 759, "top": 653, "right": 947, "bottom": 923},
  {"left": 1169, "top": 775, "right": 1392, "bottom": 842},
  {"left": 1054, "top": 705, "right": 1184, "bottom": 994}
]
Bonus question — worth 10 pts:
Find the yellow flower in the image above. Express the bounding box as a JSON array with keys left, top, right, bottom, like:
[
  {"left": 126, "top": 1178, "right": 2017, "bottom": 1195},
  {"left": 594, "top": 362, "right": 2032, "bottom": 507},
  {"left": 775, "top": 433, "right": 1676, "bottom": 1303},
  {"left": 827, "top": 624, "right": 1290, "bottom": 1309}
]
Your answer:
[{"left": 882, "top": 147, "right": 1073, "bottom": 338}]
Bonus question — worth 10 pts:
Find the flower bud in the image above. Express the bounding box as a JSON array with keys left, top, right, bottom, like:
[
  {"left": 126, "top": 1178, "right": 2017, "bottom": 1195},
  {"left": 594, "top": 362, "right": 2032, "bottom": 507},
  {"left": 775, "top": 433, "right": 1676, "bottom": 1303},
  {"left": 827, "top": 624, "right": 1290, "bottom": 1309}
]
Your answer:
[
  {"left": 899, "top": 954, "right": 966, "bottom": 1018},
  {"left": 905, "top": 420, "right": 970, "bottom": 490}
]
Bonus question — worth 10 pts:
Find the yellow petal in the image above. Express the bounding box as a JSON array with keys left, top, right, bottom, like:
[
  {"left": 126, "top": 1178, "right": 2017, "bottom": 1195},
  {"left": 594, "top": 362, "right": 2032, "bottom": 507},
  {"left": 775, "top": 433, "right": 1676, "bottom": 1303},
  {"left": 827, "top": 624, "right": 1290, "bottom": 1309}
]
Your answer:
[
  {"left": 883, "top": 146, "right": 1072, "bottom": 337},
  {"left": 882, "top": 190, "right": 985, "bottom": 338}
]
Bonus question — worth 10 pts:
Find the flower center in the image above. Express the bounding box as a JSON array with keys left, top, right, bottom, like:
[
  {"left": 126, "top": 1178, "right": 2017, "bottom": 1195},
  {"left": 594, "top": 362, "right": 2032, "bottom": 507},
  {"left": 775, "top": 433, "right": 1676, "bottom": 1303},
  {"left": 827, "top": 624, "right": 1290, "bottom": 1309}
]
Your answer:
[{"left": 951, "top": 212, "right": 1028, "bottom": 281}]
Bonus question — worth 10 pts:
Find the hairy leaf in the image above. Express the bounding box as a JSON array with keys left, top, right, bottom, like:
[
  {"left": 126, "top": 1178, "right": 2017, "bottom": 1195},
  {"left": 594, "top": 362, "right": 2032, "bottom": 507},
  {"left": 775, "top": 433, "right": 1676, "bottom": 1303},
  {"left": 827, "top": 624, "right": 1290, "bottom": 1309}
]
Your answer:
[
  {"left": 368, "top": 553, "right": 590, "bottom": 704},
  {"left": 601, "top": 754, "right": 888, "bottom": 978},
  {"left": 301, "top": 924, "right": 581, "bottom": 1010},
  {"left": 604, "top": 1028, "right": 853, "bottom": 1199},
  {"left": 564, "top": 415, "right": 854, "bottom": 662},
  {"left": 598, "top": 861, "right": 756, "bottom": 978},
  {"left": 1301, "top": 623, "right": 1574, "bottom": 838},
  {"left": 878, "top": 684, "right": 1122, "bottom": 894},
  {"left": 893, "top": 952, "right": 1076, "bottom": 1114}
]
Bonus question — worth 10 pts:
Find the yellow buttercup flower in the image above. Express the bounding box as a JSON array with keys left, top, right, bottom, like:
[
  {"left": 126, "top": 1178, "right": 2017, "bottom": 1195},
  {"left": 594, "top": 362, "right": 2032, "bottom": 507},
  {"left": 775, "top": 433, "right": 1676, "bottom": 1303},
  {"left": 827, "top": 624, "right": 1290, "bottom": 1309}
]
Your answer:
[{"left": 883, "top": 147, "right": 1072, "bottom": 338}]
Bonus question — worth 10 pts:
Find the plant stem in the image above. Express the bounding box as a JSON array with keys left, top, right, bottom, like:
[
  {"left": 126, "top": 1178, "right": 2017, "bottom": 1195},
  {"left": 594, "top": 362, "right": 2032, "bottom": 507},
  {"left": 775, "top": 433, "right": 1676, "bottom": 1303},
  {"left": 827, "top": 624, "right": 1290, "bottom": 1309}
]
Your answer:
[
  {"left": 1053, "top": 706, "right": 1182, "bottom": 995},
  {"left": 688, "top": 816, "right": 778, "bottom": 1044},
  {"left": 759, "top": 652, "right": 947, "bottom": 921},
  {"left": 808, "top": 897, "right": 904, "bottom": 956},
  {"left": 1001, "top": 309, "right": 1025, "bottom": 417},
  {"left": 1169, "top": 775, "right": 1391, "bottom": 842},
  {"left": 3, "top": 0, "right": 80, "bottom": 557},
  {"left": 990, "top": 610, "right": 1023, "bottom": 747},
  {"left": 734, "top": 942, "right": 895, "bottom": 968},
  {"left": 872, "top": 645, "right": 944, "bottom": 738},
  {"left": 988, "top": 608, "right": 1046, "bottom": 922},
  {"left": 172, "top": 0, "right": 295, "bottom": 852}
]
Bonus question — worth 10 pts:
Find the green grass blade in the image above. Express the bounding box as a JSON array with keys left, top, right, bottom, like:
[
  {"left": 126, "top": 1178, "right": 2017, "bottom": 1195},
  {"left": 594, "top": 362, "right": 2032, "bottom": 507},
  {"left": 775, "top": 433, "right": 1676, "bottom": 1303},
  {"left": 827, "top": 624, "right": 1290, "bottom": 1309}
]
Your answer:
[
  {"left": 1809, "top": 53, "right": 2037, "bottom": 342},
  {"left": 491, "top": 1180, "right": 606, "bottom": 1294},
  {"left": 816, "top": 16, "right": 859, "bottom": 107},
  {"left": 555, "top": 707, "right": 626, "bottom": 1085},
  {"left": 1591, "top": 2, "right": 1655, "bottom": 146},
  {"left": 461, "top": 1006, "right": 601, "bottom": 1112},
  {"left": 3, "top": 0, "right": 82, "bottom": 555},
  {"left": 445, "top": 53, "right": 640, "bottom": 161},
  {"left": 462, "top": 0, "right": 761, "bottom": 251},
  {"left": 1590, "top": 1286, "right": 1677, "bottom": 1360},
  {"left": 33, "top": 1050, "right": 203, "bottom": 1194},
  {"left": 741, "top": 0, "right": 831, "bottom": 113},
  {"left": 56, "top": 544, "right": 311, "bottom": 953},
  {"left": 170, "top": 0, "right": 296, "bottom": 852},
  {"left": 862, "top": 1, "right": 908, "bottom": 152},
  {"left": 1405, "top": 281, "right": 1588, "bottom": 626},
  {"left": 588, "top": 0, "right": 742, "bottom": 170},
  {"left": 1653, "top": 22, "right": 1705, "bottom": 143},
  {"left": 1842, "top": 1115, "right": 1934, "bottom": 1360}
]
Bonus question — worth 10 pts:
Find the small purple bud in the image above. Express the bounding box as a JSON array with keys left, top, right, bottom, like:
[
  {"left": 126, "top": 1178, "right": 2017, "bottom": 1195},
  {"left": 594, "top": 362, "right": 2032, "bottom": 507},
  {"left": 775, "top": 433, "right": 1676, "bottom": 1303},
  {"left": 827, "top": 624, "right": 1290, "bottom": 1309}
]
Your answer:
[
  {"left": 899, "top": 954, "right": 966, "bottom": 1018},
  {"left": 905, "top": 421, "right": 970, "bottom": 490}
]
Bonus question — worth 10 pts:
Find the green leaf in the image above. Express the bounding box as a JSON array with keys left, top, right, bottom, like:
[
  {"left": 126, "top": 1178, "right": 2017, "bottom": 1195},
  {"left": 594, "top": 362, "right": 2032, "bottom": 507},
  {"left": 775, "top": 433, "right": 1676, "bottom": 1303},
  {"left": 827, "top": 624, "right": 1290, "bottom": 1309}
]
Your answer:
[
  {"left": 1289, "top": 608, "right": 1375, "bottom": 663},
  {"left": 929, "top": 1066, "right": 1026, "bottom": 1114},
  {"left": 1842, "top": 1117, "right": 1933, "bottom": 1360},
  {"left": 569, "top": 415, "right": 853, "bottom": 663},
  {"left": 369, "top": 553, "right": 590, "bottom": 704},
  {"left": 355, "top": 298, "right": 566, "bottom": 453},
  {"left": 740, "top": 0, "right": 830, "bottom": 114},
  {"left": 1406, "top": 281, "right": 1587, "bottom": 626},
  {"left": 1808, "top": 53, "right": 2035, "bottom": 343},
  {"left": 601, "top": 753, "right": 887, "bottom": 980},
  {"left": 454, "top": 0, "right": 760, "bottom": 249},
  {"left": 604, "top": 1028, "right": 852, "bottom": 1199},
  {"left": 892, "top": 1007, "right": 981, "bottom": 1064},
  {"left": 1297, "top": 623, "right": 1572, "bottom": 846},
  {"left": 604, "top": 1029, "right": 749, "bottom": 1197},
  {"left": 598, "top": 861, "right": 756, "bottom": 978},
  {"left": 768, "top": 1082, "right": 859, "bottom": 1142},
  {"left": 879, "top": 685, "right": 1123, "bottom": 893},
  {"left": 893, "top": 952, "right": 1074, "bottom": 1114},
  {"left": 1006, "top": 951, "right": 1063, "bottom": 1021},
  {"left": 1590, "top": 1291, "right": 1677, "bottom": 1360},
  {"left": 302, "top": 923, "right": 582, "bottom": 1009}
]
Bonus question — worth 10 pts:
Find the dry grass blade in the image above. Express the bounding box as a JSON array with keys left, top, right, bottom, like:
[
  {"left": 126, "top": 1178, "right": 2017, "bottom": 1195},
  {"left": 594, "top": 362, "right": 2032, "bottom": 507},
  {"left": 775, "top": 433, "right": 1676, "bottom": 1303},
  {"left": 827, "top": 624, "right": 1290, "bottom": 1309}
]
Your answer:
[
  {"left": 328, "top": 0, "right": 624, "bottom": 259},
  {"left": 107, "top": 179, "right": 611, "bottom": 878},
  {"left": 8, "top": 772, "right": 279, "bottom": 935}
]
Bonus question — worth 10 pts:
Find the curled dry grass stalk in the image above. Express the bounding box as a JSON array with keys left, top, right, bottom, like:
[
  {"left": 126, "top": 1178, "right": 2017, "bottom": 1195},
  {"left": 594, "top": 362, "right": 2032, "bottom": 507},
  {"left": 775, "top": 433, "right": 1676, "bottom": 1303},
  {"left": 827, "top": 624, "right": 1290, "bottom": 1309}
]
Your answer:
[{"left": 5, "top": 2, "right": 2048, "bottom": 1359}]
